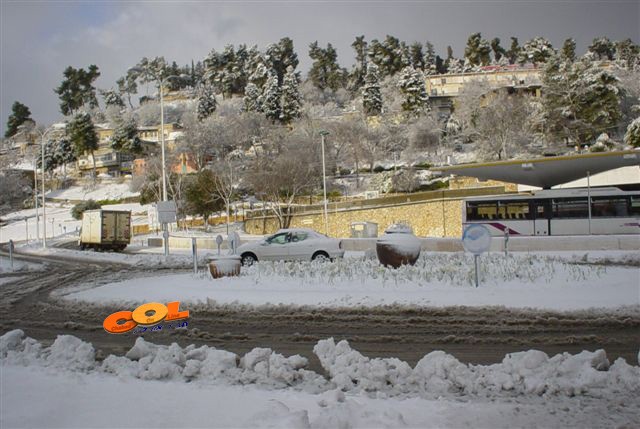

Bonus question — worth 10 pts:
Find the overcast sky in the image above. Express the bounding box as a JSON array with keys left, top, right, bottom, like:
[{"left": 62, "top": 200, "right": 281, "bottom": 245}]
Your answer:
[{"left": 1, "top": 0, "right": 638, "bottom": 135}]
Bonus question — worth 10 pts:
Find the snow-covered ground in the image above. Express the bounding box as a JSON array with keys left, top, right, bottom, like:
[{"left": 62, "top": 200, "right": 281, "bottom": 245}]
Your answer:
[
  {"left": 45, "top": 182, "right": 139, "bottom": 201},
  {"left": 0, "top": 203, "right": 150, "bottom": 243},
  {"left": 61, "top": 253, "right": 640, "bottom": 311},
  {"left": 1, "top": 330, "right": 638, "bottom": 428}
]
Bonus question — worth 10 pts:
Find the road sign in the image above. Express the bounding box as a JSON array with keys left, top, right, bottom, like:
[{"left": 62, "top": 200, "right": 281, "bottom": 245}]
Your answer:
[
  {"left": 156, "top": 201, "right": 177, "bottom": 224},
  {"left": 462, "top": 224, "right": 491, "bottom": 255},
  {"left": 462, "top": 224, "right": 491, "bottom": 288}
]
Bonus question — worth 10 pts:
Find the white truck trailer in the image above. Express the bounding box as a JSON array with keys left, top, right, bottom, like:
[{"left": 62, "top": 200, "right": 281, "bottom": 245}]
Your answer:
[{"left": 79, "top": 210, "right": 131, "bottom": 251}]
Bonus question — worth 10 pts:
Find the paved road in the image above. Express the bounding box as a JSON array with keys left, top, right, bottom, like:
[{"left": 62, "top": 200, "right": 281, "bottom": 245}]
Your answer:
[{"left": 1, "top": 247, "right": 639, "bottom": 373}]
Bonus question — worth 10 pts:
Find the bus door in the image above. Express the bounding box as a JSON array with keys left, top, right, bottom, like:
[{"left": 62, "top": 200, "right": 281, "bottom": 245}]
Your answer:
[{"left": 532, "top": 200, "right": 551, "bottom": 235}]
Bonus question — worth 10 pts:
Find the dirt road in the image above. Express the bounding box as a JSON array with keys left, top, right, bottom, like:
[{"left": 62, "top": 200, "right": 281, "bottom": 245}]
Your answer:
[{"left": 1, "top": 250, "right": 639, "bottom": 372}]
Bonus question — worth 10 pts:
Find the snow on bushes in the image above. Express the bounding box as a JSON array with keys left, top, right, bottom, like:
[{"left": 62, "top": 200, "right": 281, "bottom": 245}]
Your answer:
[
  {"left": 2, "top": 330, "right": 639, "bottom": 400},
  {"left": 241, "top": 253, "right": 604, "bottom": 287}
]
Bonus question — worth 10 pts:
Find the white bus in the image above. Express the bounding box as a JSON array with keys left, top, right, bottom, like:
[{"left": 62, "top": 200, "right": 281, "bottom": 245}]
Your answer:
[{"left": 462, "top": 187, "right": 640, "bottom": 236}]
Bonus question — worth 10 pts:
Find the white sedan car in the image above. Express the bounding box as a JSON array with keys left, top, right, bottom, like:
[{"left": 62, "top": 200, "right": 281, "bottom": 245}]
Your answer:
[{"left": 237, "top": 228, "right": 344, "bottom": 265}]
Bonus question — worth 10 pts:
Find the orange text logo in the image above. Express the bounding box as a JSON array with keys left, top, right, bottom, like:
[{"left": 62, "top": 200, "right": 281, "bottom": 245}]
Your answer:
[{"left": 103, "top": 301, "right": 189, "bottom": 334}]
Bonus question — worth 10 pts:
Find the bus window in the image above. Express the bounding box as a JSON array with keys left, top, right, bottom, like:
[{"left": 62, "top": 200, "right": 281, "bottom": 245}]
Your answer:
[
  {"left": 591, "top": 197, "right": 629, "bottom": 217},
  {"left": 629, "top": 197, "right": 640, "bottom": 216},
  {"left": 466, "top": 202, "right": 497, "bottom": 220},
  {"left": 504, "top": 202, "right": 531, "bottom": 220},
  {"left": 553, "top": 198, "right": 589, "bottom": 218}
]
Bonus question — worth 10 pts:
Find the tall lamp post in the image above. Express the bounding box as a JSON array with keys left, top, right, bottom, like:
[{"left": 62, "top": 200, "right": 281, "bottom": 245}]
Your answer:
[
  {"left": 319, "top": 130, "right": 330, "bottom": 236},
  {"left": 34, "top": 126, "right": 55, "bottom": 249},
  {"left": 128, "top": 66, "right": 187, "bottom": 256}
]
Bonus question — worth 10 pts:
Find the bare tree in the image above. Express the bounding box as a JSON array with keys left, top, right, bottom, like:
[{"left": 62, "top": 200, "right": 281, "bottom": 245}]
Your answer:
[
  {"left": 455, "top": 83, "right": 534, "bottom": 160},
  {"left": 245, "top": 134, "right": 320, "bottom": 228},
  {"left": 180, "top": 112, "right": 232, "bottom": 171},
  {"left": 211, "top": 158, "right": 241, "bottom": 233}
]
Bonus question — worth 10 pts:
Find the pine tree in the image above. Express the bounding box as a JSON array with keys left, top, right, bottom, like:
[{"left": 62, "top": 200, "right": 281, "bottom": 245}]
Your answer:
[
  {"left": 260, "top": 72, "right": 281, "bottom": 122},
  {"left": 67, "top": 112, "right": 99, "bottom": 179},
  {"left": 348, "top": 36, "right": 368, "bottom": 92},
  {"left": 518, "top": 37, "right": 555, "bottom": 65},
  {"left": 116, "top": 70, "right": 138, "bottom": 109},
  {"left": 561, "top": 38, "right": 576, "bottom": 62},
  {"left": 507, "top": 37, "right": 520, "bottom": 64},
  {"left": 409, "top": 42, "right": 425, "bottom": 70},
  {"left": 265, "top": 37, "right": 299, "bottom": 85},
  {"left": 589, "top": 37, "right": 615, "bottom": 61},
  {"left": 308, "top": 42, "right": 346, "bottom": 91},
  {"left": 54, "top": 65, "right": 100, "bottom": 116},
  {"left": 362, "top": 64, "right": 383, "bottom": 116},
  {"left": 111, "top": 117, "right": 142, "bottom": 154},
  {"left": 423, "top": 41, "right": 437, "bottom": 75},
  {"left": 624, "top": 117, "right": 640, "bottom": 147},
  {"left": 543, "top": 56, "right": 622, "bottom": 145},
  {"left": 37, "top": 139, "right": 59, "bottom": 173},
  {"left": 280, "top": 66, "right": 301, "bottom": 124},
  {"left": 100, "top": 88, "right": 125, "bottom": 109},
  {"left": 54, "top": 138, "right": 77, "bottom": 167},
  {"left": 196, "top": 84, "right": 217, "bottom": 120},
  {"left": 490, "top": 38, "right": 506, "bottom": 63},
  {"left": 243, "top": 83, "right": 261, "bottom": 112},
  {"left": 464, "top": 33, "right": 491, "bottom": 67},
  {"left": 397, "top": 66, "right": 428, "bottom": 115},
  {"left": 5, "top": 101, "right": 32, "bottom": 138},
  {"left": 614, "top": 39, "right": 640, "bottom": 69}
]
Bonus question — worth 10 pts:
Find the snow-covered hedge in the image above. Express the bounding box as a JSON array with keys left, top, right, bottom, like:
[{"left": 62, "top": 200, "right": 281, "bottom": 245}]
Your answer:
[{"left": 239, "top": 253, "right": 605, "bottom": 287}]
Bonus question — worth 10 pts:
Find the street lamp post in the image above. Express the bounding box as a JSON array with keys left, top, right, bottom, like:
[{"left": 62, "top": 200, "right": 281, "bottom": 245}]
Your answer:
[
  {"left": 319, "top": 130, "right": 330, "bottom": 236},
  {"left": 128, "top": 66, "right": 186, "bottom": 257},
  {"left": 33, "top": 126, "right": 55, "bottom": 249}
]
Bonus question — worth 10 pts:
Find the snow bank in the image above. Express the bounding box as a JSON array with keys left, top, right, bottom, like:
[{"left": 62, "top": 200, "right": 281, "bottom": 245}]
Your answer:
[
  {"left": 314, "top": 338, "right": 640, "bottom": 398},
  {"left": 2, "top": 330, "right": 639, "bottom": 402}
]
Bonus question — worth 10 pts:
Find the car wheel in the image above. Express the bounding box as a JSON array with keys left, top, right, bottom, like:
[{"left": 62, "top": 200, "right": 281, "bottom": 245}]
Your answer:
[
  {"left": 312, "top": 251, "right": 330, "bottom": 262},
  {"left": 241, "top": 253, "right": 257, "bottom": 266}
]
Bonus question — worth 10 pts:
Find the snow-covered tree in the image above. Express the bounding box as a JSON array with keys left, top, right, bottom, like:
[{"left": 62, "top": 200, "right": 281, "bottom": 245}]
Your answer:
[
  {"left": 362, "top": 64, "right": 383, "bottom": 116},
  {"left": 490, "top": 38, "right": 506, "bottom": 63},
  {"left": 464, "top": 33, "right": 491, "bottom": 67},
  {"left": 518, "top": 37, "right": 555, "bottom": 65},
  {"left": 260, "top": 72, "right": 281, "bottom": 122},
  {"left": 588, "top": 37, "right": 615, "bottom": 61},
  {"left": 614, "top": 39, "right": 640, "bottom": 70},
  {"left": 100, "top": 88, "right": 125, "bottom": 109},
  {"left": 67, "top": 112, "right": 99, "bottom": 179},
  {"left": 308, "top": 42, "right": 346, "bottom": 91},
  {"left": 506, "top": 37, "right": 521, "bottom": 64},
  {"left": 5, "top": 101, "right": 32, "bottom": 138},
  {"left": 54, "top": 138, "right": 77, "bottom": 171},
  {"left": 423, "top": 41, "right": 438, "bottom": 75},
  {"left": 280, "top": 66, "right": 302, "bottom": 123},
  {"left": 397, "top": 66, "right": 429, "bottom": 115},
  {"left": 243, "top": 83, "right": 261, "bottom": 112},
  {"left": 196, "top": 84, "right": 217, "bottom": 121},
  {"left": 624, "top": 117, "right": 640, "bottom": 147},
  {"left": 348, "top": 35, "right": 368, "bottom": 92},
  {"left": 265, "top": 37, "right": 299, "bottom": 85},
  {"left": 111, "top": 117, "right": 142, "bottom": 154},
  {"left": 561, "top": 38, "right": 576, "bottom": 62},
  {"left": 368, "top": 35, "right": 407, "bottom": 78},
  {"left": 542, "top": 55, "right": 622, "bottom": 145}
]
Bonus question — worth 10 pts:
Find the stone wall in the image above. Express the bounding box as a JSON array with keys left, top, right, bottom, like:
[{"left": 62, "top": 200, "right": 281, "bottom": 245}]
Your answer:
[{"left": 246, "top": 197, "right": 467, "bottom": 238}]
